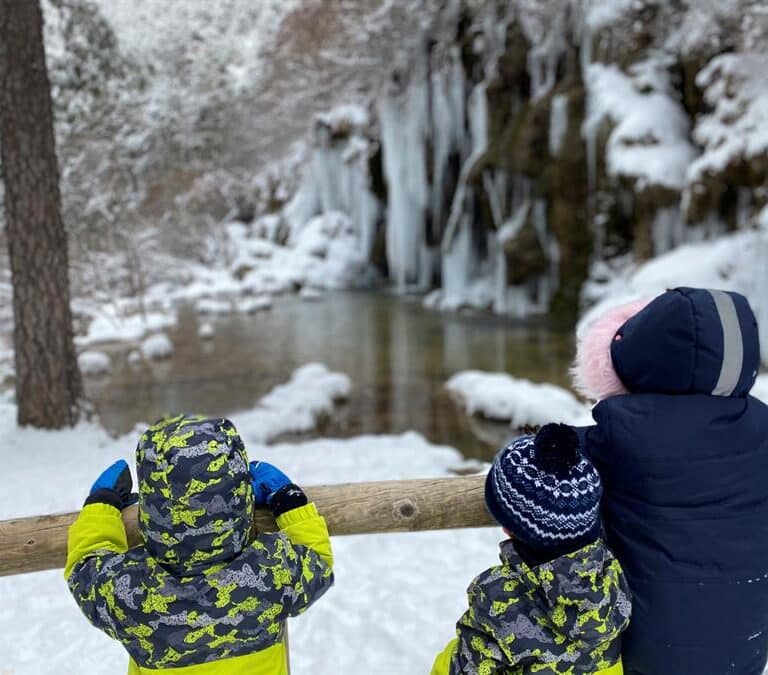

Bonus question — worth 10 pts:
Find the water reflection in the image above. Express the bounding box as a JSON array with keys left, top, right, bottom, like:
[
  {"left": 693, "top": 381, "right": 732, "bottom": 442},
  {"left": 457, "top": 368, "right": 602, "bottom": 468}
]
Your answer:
[{"left": 86, "top": 292, "right": 574, "bottom": 461}]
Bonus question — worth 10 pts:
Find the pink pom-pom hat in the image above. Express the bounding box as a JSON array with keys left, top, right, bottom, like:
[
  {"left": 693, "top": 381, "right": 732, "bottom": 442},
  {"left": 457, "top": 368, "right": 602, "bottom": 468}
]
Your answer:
[{"left": 572, "top": 298, "right": 652, "bottom": 401}]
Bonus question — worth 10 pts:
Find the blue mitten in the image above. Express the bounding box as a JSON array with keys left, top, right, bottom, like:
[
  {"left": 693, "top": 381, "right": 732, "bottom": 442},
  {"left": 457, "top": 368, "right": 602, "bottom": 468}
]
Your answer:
[
  {"left": 85, "top": 459, "right": 139, "bottom": 510},
  {"left": 249, "top": 461, "right": 307, "bottom": 516}
]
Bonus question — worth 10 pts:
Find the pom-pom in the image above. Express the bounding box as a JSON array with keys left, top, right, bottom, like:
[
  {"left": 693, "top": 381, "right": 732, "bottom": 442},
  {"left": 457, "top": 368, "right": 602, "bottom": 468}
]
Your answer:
[{"left": 534, "top": 423, "right": 581, "bottom": 478}]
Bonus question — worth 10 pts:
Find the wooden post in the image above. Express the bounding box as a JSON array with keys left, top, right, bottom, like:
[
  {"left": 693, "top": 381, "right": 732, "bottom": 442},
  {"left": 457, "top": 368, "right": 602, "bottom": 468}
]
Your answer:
[{"left": 0, "top": 475, "right": 493, "bottom": 577}]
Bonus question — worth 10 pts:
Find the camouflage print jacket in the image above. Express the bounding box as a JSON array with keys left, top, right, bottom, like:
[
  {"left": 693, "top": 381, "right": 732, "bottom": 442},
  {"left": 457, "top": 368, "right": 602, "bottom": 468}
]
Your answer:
[
  {"left": 433, "top": 539, "right": 632, "bottom": 675},
  {"left": 65, "top": 416, "right": 333, "bottom": 674}
]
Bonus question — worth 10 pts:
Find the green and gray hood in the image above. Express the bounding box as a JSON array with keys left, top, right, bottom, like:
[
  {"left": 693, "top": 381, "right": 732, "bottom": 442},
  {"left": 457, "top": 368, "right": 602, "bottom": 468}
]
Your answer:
[{"left": 136, "top": 415, "right": 254, "bottom": 575}]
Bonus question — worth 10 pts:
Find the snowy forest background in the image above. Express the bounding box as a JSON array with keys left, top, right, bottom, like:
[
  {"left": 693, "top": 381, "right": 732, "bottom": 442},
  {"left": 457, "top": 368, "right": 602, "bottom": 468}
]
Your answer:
[
  {"left": 3, "top": 0, "right": 768, "bottom": 369},
  {"left": 2, "top": 1, "right": 768, "bottom": 673}
]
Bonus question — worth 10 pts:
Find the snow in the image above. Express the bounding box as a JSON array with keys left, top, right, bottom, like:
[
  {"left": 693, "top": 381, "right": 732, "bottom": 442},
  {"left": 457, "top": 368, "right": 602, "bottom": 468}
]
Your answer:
[
  {"left": 299, "top": 287, "right": 323, "bottom": 301},
  {"left": 139, "top": 333, "right": 173, "bottom": 361},
  {"left": 585, "top": 0, "right": 635, "bottom": 30},
  {"left": 236, "top": 296, "right": 273, "bottom": 314},
  {"left": 235, "top": 363, "right": 350, "bottom": 445},
  {"left": 687, "top": 53, "right": 768, "bottom": 183},
  {"left": 198, "top": 322, "right": 215, "bottom": 340},
  {"left": 315, "top": 104, "right": 369, "bottom": 131},
  {"left": 584, "top": 60, "right": 697, "bottom": 192},
  {"left": 753, "top": 375, "right": 768, "bottom": 405},
  {"left": 77, "top": 351, "right": 111, "bottom": 376},
  {"left": 446, "top": 370, "right": 592, "bottom": 428},
  {"left": 78, "top": 307, "right": 177, "bottom": 346},
  {"left": 579, "top": 228, "right": 768, "bottom": 365},
  {"left": 195, "top": 298, "right": 234, "bottom": 316},
  {"left": 0, "top": 365, "right": 501, "bottom": 675}
]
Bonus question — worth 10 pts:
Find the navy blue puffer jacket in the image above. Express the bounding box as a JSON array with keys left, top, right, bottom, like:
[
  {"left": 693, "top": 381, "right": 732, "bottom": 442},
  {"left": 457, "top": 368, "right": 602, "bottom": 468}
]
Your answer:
[{"left": 582, "top": 287, "right": 768, "bottom": 675}]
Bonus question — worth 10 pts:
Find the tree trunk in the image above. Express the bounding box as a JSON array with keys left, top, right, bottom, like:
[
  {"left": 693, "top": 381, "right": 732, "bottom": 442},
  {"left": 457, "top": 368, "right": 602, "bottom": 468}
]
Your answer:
[{"left": 0, "top": 0, "right": 83, "bottom": 427}]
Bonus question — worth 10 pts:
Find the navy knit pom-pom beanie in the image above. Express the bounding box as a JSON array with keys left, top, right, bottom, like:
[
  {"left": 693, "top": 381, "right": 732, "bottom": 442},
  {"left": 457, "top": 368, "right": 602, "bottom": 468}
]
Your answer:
[{"left": 485, "top": 423, "right": 602, "bottom": 551}]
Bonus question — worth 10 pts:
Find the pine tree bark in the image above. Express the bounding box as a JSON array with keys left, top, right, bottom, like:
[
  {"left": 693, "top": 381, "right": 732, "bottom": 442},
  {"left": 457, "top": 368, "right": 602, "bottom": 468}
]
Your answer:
[{"left": 0, "top": 0, "right": 83, "bottom": 427}]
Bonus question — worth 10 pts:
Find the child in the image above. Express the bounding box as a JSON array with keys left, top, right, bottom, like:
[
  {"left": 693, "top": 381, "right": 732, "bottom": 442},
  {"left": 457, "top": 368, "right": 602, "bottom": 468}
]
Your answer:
[
  {"left": 65, "top": 414, "right": 333, "bottom": 674},
  {"left": 572, "top": 287, "right": 768, "bottom": 674},
  {"left": 432, "top": 424, "right": 632, "bottom": 674}
]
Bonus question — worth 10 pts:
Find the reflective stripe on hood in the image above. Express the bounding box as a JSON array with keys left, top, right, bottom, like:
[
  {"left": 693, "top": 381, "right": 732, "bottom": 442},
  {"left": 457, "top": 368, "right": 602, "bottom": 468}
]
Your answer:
[
  {"left": 610, "top": 287, "right": 760, "bottom": 397},
  {"left": 136, "top": 415, "right": 254, "bottom": 575}
]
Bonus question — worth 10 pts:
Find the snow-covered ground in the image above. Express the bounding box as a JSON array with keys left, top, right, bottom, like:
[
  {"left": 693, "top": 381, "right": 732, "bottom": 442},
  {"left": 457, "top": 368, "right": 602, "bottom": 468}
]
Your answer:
[
  {"left": 582, "top": 225, "right": 768, "bottom": 365},
  {"left": 0, "top": 365, "right": 499, "bottom": 675}
]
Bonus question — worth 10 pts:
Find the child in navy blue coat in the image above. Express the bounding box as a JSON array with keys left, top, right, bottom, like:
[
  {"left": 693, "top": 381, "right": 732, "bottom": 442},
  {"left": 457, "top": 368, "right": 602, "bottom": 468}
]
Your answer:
[{"left": 571, "top": 287, "right": 768, "bottom": 675}]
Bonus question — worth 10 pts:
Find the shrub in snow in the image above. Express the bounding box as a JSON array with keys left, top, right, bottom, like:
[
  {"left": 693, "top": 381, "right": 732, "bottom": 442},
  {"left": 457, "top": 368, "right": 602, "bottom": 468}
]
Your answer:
[
  {"left": 446, "top": 370, "right": 592, "bottom": 428},
  {"left": 128, "top": 350, "right": 142, "bottom": 365},
  {"left": 141, "top": 333, "right": 173, "bottom": 360},
  {"left": 78, "top": 351, "right": 111, "bottom": 375}
]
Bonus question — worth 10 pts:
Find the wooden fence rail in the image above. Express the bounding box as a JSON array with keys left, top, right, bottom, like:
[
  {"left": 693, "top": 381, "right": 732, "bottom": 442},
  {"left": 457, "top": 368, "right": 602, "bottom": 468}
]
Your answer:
[{"left": 0, "top": 475, "right": 494, "bottom": 577}]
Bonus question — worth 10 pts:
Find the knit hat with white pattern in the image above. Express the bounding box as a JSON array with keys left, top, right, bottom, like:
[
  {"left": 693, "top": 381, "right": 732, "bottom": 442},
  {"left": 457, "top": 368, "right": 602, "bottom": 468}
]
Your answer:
[{"left": 485, "top": 424, "right": 602, "bottom": 553}]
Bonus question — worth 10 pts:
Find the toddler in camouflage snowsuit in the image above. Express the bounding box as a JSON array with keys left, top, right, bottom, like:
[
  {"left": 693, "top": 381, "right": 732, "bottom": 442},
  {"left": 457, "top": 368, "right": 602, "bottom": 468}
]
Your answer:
[
  {"left": 432, "top": 424, "right": 631, "bottom": 675},
  {"left": 65, "top": 414, "right": 333, "bottom": 674}
]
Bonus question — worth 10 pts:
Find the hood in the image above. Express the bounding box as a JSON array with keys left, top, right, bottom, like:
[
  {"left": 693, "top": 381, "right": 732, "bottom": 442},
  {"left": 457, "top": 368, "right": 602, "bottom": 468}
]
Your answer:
[
  {"left": 611, "top": 287, "right": 760, "bottom": 397},
  {"left": 501, "top": 539, "right": 631, "bottom": 644},
  {"left": 136, "top": 415, "right": 254, "bottom": 575}
]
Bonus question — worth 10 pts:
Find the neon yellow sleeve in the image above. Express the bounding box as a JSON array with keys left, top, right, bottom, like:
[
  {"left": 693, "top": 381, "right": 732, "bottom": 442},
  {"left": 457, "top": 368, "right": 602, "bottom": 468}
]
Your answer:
[
  {"left": 431, "top": 638, "right": 458, "bottom": 675},
  {"left": 64, "top": 502, "right": 128, "bottom": 579},
  {"left": 275, "top": 502, "right": 333, "bottom": 568}
]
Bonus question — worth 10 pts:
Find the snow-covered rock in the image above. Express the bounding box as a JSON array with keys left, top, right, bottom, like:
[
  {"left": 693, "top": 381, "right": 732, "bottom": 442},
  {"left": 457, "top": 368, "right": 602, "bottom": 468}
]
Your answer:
[
  {"left": 198, "top": 322, "right": 215, "bottom": 340},
  {"left": 585, "top": 60, "right": 697, "bottom": 192},
  {"left": 140, "top": 333, "right": 173, "bottom": 360},
  {"left": 237, "top": 296, "right": 273, "bottom": 314},
  {"left": 299, "top": 287, "right": 323, "bottom": 301},
  {"left": 80, "top": 308, "right": 177, "bottom": 346},
  {"left": 237, "top": 363, "right": 352, "bottom": 444},
  {"left": 77, "top": 351, "right": 111, "bottom": 376},
  {"left": 688, "top": 53, "right": 768, "bottom": 183},
  {"left": 195, "top": 298, "right": 233, "bottom": 315},
  {"left": 446, "top": 370, "right": 592, "bottom": 428}
]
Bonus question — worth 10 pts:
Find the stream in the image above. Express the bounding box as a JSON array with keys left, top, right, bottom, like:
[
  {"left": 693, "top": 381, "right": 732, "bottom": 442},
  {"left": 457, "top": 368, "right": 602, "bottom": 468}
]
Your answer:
[{"left": 86, "top": 292, "right": 575, "bottom": 461}]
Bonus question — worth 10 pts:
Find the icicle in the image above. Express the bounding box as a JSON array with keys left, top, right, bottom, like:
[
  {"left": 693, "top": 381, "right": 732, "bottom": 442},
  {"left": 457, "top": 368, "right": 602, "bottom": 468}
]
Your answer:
[
  {"left": 737, "top": 188, "right": 752, "bottom": 230},
  {"left": 526, "top": 9, "right": 566, "bottom": 100},
  {"left": 490, "top": 231, "right": 508, "bottom": 314},
  {"left": 430, "top": 47, "right": 467, "bottom": 236},
  {"left": 441, "top": 216, "right": 474, "bottom": 308},
  {"left": 442, "top": 82, "right": 488, "bottom": 253},
  {"left": 549, "top": 94, "right": 569, "bottom": 158},
  {"left": 377, "top": 62, "right": 431, "bottom": 291}
]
